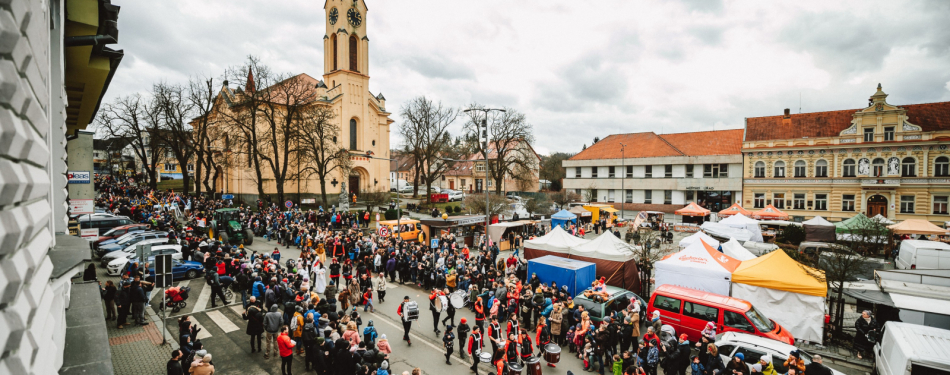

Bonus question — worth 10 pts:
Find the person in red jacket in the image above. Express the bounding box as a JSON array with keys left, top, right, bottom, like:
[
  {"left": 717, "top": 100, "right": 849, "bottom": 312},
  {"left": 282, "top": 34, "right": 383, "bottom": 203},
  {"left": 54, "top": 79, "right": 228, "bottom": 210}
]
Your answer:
[
  {"left": 506, "top": 312, "right": 520, "bottom": 337},
  {"left": 277, "top": 326, "right": 295, "bottom": 375},
  {"left": 468, "top": 325, "right": 484, "bottom": 374}
]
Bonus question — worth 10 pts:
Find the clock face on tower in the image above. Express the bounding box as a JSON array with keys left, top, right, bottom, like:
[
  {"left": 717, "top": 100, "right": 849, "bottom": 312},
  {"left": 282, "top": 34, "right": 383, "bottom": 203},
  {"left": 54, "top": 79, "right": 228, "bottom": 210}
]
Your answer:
[
  {"left": 329, "top": 8, "right": 338, "bottom": 25},
  {"left": 347, "top": 8, "right": 362, "bottom": 27}
]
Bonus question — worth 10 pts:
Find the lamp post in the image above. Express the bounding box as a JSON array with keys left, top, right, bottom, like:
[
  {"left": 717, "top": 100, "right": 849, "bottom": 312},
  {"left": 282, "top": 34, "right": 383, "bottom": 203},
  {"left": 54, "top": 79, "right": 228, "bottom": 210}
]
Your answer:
[
  {"left": 463, "top": 107, "right": 505, "bottom": 250},
  {"left": 620, "top": 142, "right": 626, "bottom": 219},
  {"left": 364, "top": 151, "right": 401, "bottom": 239}
]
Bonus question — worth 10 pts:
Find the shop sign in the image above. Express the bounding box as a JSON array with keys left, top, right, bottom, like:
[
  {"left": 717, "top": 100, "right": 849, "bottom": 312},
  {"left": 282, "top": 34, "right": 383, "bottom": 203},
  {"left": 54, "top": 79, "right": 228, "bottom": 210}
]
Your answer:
[
  {"left": 67, "top": 171, "right": 91, "bottom": 184},
  {"left": 686, "top": 186, "right": 716, "bottom": 190},
  {"left": 455, "top": 216, "right": 486, "bottom": 226}
]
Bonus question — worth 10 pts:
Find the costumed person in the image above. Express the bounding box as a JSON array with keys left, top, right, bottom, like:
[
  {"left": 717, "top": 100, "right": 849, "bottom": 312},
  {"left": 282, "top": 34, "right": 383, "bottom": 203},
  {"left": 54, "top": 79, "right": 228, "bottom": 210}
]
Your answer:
[
  {"left": 518, "top": 329, "right": 534, "bottom": 364},
  {"left": 312, "top": 261, "right": 327, "bottom": 294},
  {"left": 430, "top": 288, "right": 443, "bottom": 335},
  {"left": 488, "top": 316, "right": 503, "bottom": 355},
  {"left": 396, "top": 296, "right": 413, "bottom": 346},
  {"left": 468, "top": 325, "right": 484, "bottom": 375}
]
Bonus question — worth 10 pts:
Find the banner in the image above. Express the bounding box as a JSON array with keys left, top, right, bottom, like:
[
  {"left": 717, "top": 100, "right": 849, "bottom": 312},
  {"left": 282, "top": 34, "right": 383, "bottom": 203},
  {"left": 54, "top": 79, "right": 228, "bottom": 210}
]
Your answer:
[{"left": 197, "top": 219, "right": 206, "bottom": 227}]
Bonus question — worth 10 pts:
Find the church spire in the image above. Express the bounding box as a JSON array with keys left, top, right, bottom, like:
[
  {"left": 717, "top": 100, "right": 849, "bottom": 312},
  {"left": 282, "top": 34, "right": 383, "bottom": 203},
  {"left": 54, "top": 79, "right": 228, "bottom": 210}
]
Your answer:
[{"left": 245, "top": 69, "right": 256, "bottom": 93}]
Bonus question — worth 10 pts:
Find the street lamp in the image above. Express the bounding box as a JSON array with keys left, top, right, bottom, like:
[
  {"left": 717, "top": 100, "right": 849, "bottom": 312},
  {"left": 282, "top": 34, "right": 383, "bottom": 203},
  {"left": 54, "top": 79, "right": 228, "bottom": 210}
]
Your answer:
[
  {"left": 462, "top": 107, "right": 506, "bottom": 250},
  {"left": 620, "top": 142, "right": 626, "bottom": 219},
  {"left": 365, "top": 151, "right": 402, "bottom": 239}
]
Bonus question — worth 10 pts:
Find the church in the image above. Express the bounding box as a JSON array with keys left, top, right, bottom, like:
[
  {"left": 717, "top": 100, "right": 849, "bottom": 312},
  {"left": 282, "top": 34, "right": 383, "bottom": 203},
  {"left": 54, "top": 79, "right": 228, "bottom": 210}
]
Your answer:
[{"left": 204, "top": 0, "right": 393, "bottom": 203}]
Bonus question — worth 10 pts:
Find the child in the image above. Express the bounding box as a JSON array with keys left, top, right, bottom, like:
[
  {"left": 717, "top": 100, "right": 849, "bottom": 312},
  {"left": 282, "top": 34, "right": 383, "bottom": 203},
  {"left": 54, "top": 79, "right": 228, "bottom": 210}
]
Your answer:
[
  {"left": 691, "top": 355, "right": 706, "bottom": 375},
  {"left": 583, "top": 343, "right": 594, "bottom": 371},
  {"left": 644, "top": 339, "right": 659, "bottom": 375},
  {"left": 566, "top": 326, "right": 576, "bottom": 353},
  {"left": 613, "top": 354, "right": 624, "bottom": 375}
]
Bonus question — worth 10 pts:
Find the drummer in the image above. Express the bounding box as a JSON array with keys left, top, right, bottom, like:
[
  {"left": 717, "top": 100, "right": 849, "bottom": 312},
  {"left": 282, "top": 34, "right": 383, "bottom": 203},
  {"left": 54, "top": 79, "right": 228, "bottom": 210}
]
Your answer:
[
  {"left": 535, "top": 316, "right": 556, "bottom": 367},
  {"left": 506, "top": 312, "right": 520, "bottom": 337},
  {"left": 429, "top": 288, "right": 444, "bottom": 336},
  {"left": 491, "top": 348, "right": 507, "bottom": 375},
  {"left": 468, "top": 325, "right": 484, "bottom": 374},
  {"left": 441, "top": 288, "right": 457, "bottom": 328},
  {"left": 518, "top": 329, "right": 534, "bottom": 364},
  {"left": 488, "top": 316, "right": 504, "bottom": 354},
  {"left": 505, "top": 333, "right": 520, "bottom": 362}
]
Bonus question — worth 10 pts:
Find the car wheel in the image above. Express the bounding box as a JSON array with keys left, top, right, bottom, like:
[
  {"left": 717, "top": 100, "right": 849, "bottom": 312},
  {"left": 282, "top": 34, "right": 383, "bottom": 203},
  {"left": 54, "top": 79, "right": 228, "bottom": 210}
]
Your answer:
[
  {"left": 244, "top": 230, "right": 254, "bottom": 245},
  {"left": 185, "top": 270, "right": 197, "bottom": 279},
  {"left": 219, "top": 232, "right": 229, "bottom": 244}
]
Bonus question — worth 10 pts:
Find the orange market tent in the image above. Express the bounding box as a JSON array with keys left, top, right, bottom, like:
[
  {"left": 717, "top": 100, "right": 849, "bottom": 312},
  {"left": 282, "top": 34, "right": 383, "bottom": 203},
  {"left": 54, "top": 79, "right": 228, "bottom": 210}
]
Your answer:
[
  {"left": 731, "top": 250, "right": 826, "bottom": 342},
  {"left": 718, "top": 203, "right": 752, "bottom": 218},
  {"left": 675, "top": 202, "right": 710, "bottom": 217},
  {"left": 888, "top": 219, "right": 948, "bottom": 235},
  {"left": 751, "top": 204, "right": 789, "bottom": 220}
]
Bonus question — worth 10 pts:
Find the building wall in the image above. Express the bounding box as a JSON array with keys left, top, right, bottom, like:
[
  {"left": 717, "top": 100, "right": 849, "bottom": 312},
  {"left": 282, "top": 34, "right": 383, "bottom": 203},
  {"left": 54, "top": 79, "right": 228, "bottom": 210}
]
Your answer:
[
  {"left": 0, "top": 0, "right": 71, "bottom": 373},
  {"left": 66, "top": 130, "right": 95, "bottom": 199}
]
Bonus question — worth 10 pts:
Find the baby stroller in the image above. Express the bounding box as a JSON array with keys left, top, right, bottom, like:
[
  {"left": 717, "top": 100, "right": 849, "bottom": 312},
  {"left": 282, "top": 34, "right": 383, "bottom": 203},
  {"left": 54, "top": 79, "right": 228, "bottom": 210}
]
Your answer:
[
  {"left": 164, "top": 286, "right": 190, "bottom": 313},
  {"left": 659, "top": 324, "right": 677, "bottom": 353}
]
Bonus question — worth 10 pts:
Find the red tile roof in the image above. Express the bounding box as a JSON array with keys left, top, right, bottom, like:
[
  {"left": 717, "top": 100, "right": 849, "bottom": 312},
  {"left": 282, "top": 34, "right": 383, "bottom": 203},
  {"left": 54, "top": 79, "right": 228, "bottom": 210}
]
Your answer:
[
  {"left": 568, "top": 129, "right": 744, "bottom": 160},
  {"left": 744, "top": 101, "right": 950, "bottom": 142}
]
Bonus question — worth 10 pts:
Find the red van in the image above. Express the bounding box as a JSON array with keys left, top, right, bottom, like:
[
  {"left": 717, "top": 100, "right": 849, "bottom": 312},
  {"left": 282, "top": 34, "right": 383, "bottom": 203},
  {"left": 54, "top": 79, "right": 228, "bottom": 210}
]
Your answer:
[{"left": 648, "top": 285, "right": 794, "bottom": 345}]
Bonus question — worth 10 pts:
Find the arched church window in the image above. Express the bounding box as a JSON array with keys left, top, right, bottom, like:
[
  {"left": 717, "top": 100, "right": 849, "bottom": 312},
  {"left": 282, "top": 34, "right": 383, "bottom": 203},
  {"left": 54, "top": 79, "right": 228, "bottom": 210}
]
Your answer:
[
  {"left": 350, "top": 119, "right": 358, "bottom": 150},
  {"left": 349, "top": 35, "right": 358, "bottom": 72}
]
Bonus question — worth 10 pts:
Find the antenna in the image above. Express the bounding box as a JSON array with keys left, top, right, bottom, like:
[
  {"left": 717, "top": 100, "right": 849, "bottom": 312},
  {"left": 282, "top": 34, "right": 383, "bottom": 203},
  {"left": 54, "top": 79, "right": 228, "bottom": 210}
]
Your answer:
[{"left": 799, "top": 92, "right": 802, "bottom": 113}]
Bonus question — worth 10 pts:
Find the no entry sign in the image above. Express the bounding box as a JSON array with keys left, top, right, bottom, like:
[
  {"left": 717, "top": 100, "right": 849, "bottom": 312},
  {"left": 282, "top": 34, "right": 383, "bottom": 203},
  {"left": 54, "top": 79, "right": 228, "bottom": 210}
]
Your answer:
[{"left": 285, "top": 200, "right": 293, "bottom": 208}]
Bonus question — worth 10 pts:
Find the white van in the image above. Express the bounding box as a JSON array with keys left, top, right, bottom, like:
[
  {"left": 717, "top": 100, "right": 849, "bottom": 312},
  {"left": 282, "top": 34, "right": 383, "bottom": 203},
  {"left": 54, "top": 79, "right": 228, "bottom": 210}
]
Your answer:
[
  {"left": 896, "top": 240, "right": 950, "bottom": 270},
  {"left": 874, "top": 322, "right": 950, "bottom": 375}
]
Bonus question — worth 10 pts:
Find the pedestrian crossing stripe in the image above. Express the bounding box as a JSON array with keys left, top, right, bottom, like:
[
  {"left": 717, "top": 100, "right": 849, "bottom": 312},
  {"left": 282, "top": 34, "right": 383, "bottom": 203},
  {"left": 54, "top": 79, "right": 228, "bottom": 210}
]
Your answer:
[
  {"left": 206, "top": 310, "right": 240, "bottom": 333},
  {"left": 193, "top": 282, "right": 212, "bottom": 312},
  {"left": 189, "top": 316, "right": 213, "bottom": 340}
]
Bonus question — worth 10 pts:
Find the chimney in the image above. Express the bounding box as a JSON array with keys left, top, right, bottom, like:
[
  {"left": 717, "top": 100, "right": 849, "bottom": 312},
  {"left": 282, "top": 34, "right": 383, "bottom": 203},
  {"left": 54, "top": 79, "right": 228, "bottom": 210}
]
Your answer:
[{"left": 783, "top": 108, "right": 790, "bottom": 118}]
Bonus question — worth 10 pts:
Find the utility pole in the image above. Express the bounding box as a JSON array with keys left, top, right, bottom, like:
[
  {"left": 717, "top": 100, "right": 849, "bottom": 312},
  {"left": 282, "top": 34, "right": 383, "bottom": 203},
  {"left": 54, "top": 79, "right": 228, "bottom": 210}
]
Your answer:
[
  {"left": 462, "top": 107, "right": 506, "bottom": 249},
  {"left": 620, "top": 142, "right": 626, "bottom": 219}
]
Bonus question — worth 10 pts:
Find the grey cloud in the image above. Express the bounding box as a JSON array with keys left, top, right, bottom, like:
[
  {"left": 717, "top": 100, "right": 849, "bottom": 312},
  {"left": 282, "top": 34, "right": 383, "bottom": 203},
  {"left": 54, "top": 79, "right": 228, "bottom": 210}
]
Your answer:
[{"left": 400, "top": 54, "right": 476, "bottom": 80}]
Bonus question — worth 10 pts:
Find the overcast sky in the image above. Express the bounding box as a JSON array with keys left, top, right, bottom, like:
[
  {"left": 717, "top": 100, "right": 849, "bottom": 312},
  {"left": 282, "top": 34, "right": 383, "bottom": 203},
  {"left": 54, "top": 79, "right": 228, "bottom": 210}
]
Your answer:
[{"left": 104, "top": 0, "right": 950, "bottom": 155}]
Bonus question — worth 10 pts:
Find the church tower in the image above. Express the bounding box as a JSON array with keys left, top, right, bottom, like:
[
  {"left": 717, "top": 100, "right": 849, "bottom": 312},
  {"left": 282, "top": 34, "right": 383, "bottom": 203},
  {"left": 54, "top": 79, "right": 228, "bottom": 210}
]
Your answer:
[{"left": 324, "top": 0, "right": 370, "bottom": 82}]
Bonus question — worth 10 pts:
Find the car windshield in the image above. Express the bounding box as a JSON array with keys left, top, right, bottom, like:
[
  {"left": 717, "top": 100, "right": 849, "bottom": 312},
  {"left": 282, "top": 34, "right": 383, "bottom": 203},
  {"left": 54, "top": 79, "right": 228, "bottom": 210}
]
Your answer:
[{"left": 745, "top": 306, "right": 775, "bottom": 332}]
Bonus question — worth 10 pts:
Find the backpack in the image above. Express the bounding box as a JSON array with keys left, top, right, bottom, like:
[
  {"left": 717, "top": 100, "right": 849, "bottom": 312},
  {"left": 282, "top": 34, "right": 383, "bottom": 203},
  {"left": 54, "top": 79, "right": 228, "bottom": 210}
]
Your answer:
[
  {"left": 290, "top": 314, "right": 299, "bottom": 331},
  {"left": 302, "top": 324, "right": 317, "bottom": 343},
  {"left": 647, "top": 347, "right": 659, "bottom": 366}
]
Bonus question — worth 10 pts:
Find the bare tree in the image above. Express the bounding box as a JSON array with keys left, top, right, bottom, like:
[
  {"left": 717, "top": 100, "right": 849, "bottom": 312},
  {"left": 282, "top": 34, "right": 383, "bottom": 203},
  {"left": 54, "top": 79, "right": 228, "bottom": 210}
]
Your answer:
[
  {"left": 462, "top": 193, "right": 509, "bottom": 217},
  {"left": 523, "top": 194, "right": 553, "bottom": 217},
  {"left": 220, "top": 56, "right": 270, "bottom": 199},
  {"left": 549, "top": 190, "right": 581, "bottom": 210},
  {"left": 154, "top": 82, "right": 195, "bottom": 194},
  {"left": 399, "top": 96, "right": 461, "bottom": 203},
  {"left": 296, "top": 103, "right": 351, "bottom": 207},
  {"left": 630, "top": 229, "right": 673, "bottom": 297},
  {"left": 187, "top": 76, "right": 220, "bottom": 196},
  {"left": 97, "top": 94, "right": 165, "bottom": 190},
  {"left": 361, "top": 190, "right": 391, "bottom": 215},
  {"left": 462, "top": 105, "right": 537, "bottom": 194}
]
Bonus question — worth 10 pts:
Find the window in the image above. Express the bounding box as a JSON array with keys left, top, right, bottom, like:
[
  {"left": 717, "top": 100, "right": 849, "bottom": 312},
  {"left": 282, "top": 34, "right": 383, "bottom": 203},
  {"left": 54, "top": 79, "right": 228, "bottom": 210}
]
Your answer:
[
  {"left": 704, "top": 164, "right": 728, "bottom": 178},
  {"left": 683, "top": 302, "right": 720, "bottom": 322},
  {"left": 900, "top": 195, "right": 915, "bottom": 213},
  {"left": 794, "top": 160, "right": 807, "bottom": 177},
  {"left": 686, "top": 190, "right": 694, "bottom": 201},
  {"left": 348, "top": 35, "right": 359, "bottom": 71},
  {"left": 936, "top": 157, "right": 949, "bottom": 177},
  {"left": 884, "top": 126, "right": 895, "bottom": 141},
  {"left": 934, "top": 196, "right": 949, "bottom": 215},
  {"left": 608, "top": 166, "right": 615, "bottom": 178},
  {"left": 872, "top": 158, "right": 885, "bottom": 177},
  {"left": 590, "top": 189, "right": 597, "bottom": 202},
  {"left": 843, "top": 159, "right": 856, "bottom": 177},
  {"left": 815, "top": 160, "right": 828, "bottom": 177},
  {"left": 864, "top": 128, "right": 874, "bottom": 142},
  {"left": 773, "top": 193, "right": 785, "bottom": 209},
  {"left": 653, "top": 295, "right": 681, "bottom": 314},
  {"left": 842, "top": 195, "right": 855, "bottom": 212},
  {"left": 720, "top": 164, "right": 728, "bottom": 178},
  {"left": 901, "top": 157, "right": 916, "bottom": 177},
  {"left": 645, "top": 165, "right": 652, "bottom": 178},
  {"left": 625, "top": 189, "right": 632, "bottom": 204},
  {"left": 349, "top": 119, "right": 358, "bottom": 150},
  {"left": 591, "top": 167, "right": 598, "bottom": 178},
  {"left": 165, "top": 150, "right": 175, "bottom": 159},
  {"left": 664, "top": 190, "right": 672, "bottom": 205},
  {"left": 665, "top": 165, "right": 672, "bottom": 178},
  {"left": 754, "top": 193, "right": 765, "bottom": 208},
  {"left": 608, "top": 190, "right": 615, "bottom": 203},
  {"left": 734, "top": 347, "right": 770, "bottom": 368},
  {"left": 625, "top": 166, "right": 633, "bottom": 178},
  {"left": 773, "top": 161, "right": 786, "bottom": 178},
  {"left": 793, "top": 193, "right": 805, "bottom": 209},
  {"left": 487, "top": 180, "right": 493, "bottom": 187},
  {"left": 724, "top": 310, "right": 754, "bottom": 333},
  {"left": 754, "top": 161, "right": 765, "bottom": 178},
  {"left": 815, "top": 194, "right": 827, "bottom": 211},
  {"left": 187, "top": 164, "right": 194, "bottom": 171},
  {"left": 475, "top": 164, "right": 485, "bottom": 172},
  {"left": 331, "top": 34, "right": 338, "bottom": 70},
  {"left": 575, "top": 167, "right": 581, "bottom": 178},
  {"left": 644, "top": 190, "right": 652, "bottom": 204},
  {"left": 686, "top": 165, "right": 693, "bottom": 178},
  {"left": 164, "top": 163, "right": 177, "bottom": 172}
]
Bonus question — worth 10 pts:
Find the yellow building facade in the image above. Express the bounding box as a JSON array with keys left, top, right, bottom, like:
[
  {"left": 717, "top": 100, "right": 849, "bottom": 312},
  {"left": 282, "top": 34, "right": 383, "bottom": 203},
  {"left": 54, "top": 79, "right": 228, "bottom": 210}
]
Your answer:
[{"left": 741, "top": 85, "right": 950, "bottom": 224}]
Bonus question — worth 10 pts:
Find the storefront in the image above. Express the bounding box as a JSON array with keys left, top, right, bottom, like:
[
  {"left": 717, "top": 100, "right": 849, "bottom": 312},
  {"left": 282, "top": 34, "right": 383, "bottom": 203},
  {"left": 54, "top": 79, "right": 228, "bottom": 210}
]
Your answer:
[
  {"left": 420, "top": 215, "right": 485, "bottom": 248},
  {"left": 691, "top": 190, "right": 734, "bottom": 212}
]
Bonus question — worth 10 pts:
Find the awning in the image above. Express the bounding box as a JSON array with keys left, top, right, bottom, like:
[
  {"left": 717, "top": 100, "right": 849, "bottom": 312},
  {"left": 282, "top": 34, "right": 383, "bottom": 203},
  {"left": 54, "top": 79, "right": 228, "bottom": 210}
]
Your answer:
[
  {"left": 600, "top": 207, "right": 619, "bottom": 213},
  {"left": 675, "top": 202, "right": 710, "bottom": 217},
  {"left": 842, "top": 281, "right": 894, "bottom": 306},
  {"left": 488, "top": 222, "right": 525, "bottom": 242},
  {"left": 888, "top": 219, "right": 948, "bottom": 235}
]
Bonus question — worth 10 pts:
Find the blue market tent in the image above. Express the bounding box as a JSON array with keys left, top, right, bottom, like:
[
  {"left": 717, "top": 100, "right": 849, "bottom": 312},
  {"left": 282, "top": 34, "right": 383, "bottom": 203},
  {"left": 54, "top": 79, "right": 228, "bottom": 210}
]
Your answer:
[
  {"left": 551, "top": 209, "right": 578, "bottom": 229},
  {"left": 527, "top": 255, "right": 596, "bottom": 297}
]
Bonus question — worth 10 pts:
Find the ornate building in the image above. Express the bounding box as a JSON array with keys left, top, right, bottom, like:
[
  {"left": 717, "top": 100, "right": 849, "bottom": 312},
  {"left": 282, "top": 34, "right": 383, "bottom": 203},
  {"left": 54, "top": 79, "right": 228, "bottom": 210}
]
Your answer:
[{"left": 742, "top": 84, "right": 950, "bottom": 223}]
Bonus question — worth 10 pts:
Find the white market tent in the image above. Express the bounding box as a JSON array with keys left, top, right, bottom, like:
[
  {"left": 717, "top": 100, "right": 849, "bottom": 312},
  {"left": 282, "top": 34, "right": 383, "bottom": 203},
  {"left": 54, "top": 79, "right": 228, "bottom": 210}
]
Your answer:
[
  {"left": 679, "top": 230, "right": 721, "bottom": 249},
  {"left": 525, "top": 225, "right": 590, "bottom": 255},
  {"left": 720, "top": 238, "right": 757, "bottom": 261},
  {"left": 718, "top": 214, "right": 765, "bottom": 242},
  {"left": 803, "top": 215, "right": 837, "bottom": 242},
  {"left": 871, "top": 214, "right": 896, "bottom": 225},
  {"left": 567, "top": 233, "right": 642, "bottom": 290},
  {"left": 655, "top": 240, "right": 742, "bottom": 296},
  {"left": 701, "top": 222, "right": 755, "bottom": 242}
]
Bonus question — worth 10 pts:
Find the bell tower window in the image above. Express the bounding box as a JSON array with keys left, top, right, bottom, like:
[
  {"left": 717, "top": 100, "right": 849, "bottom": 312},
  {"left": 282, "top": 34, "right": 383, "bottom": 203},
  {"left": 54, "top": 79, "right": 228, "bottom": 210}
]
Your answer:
[
  {"left": 331, "top": 34, "right": 338, "bottom": 71},
  {"left": 349, "top": 35, "right": 358, "bottom": 72},
  {"left": 349, "top": 119, "right": 358, "bottom": 150}
]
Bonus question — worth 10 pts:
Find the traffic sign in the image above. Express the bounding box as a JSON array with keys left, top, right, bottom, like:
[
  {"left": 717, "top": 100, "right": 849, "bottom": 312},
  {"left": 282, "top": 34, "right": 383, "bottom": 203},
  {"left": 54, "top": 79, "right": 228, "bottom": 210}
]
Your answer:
[
  {"left": 285, "top": 200, "right": 293, "bottom": 208},
  {"left": 377, "top": 226, "right": 390, "bottom": 237},
  {"left": 154, "top": 254, "right": 173, "bottom": 287},
  {"left": 68, "top": 199, "right": 94, "bottom": 215},
  {"left": 222, "top": 194, "right": 234, "bottom": 200}
]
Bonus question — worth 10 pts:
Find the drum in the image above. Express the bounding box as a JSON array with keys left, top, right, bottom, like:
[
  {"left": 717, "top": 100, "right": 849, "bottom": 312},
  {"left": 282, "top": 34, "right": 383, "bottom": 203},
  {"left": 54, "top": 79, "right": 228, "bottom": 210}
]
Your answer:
[
  {"left": 402, "top": 301, "right": 419, "bottom": 321},
  {"left": 439, "top": 295, "right": 449, "bottom": 311},
  {"left": 507, "top": 360, "right": 524, "bottom": 375},
  {"left": 450, "top": 290, "right": 467, "bottom": 309},
  {"left": 543, "top": 343, "right": 561, "bottom": 364},
  {"left": 524, "top": 356, "right": 542, "bottom": 375},
  {"left": 434, "top": 295, "right": 443, "bottom": 312},
  {"left": 478, "top": 351, "right": 492, "bottom": 363}
]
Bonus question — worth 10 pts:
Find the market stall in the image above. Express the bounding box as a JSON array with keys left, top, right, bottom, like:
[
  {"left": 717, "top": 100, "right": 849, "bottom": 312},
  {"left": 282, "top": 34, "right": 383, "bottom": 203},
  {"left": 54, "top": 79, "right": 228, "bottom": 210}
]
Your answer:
[
  {"left": 527, "top": 255, "right": 596, "bottom": 298},
  {"left": 751, "top": 204, "right": 789, "bottom": 220},
  {"left": 524, "top": 225, "right": 590, "bottom": 258},
  {"left": 871, "top": 214, "right": 895, "bottom": 225},
  {"left": 718, "top": 203, "right": 753, "bottom": 218},
  {"left": 420, "top": 215, "right": 486, "bottom": 248},
  {"left": 679, "top": 230, "right": 720, "bottom": 249},
  {"left": 700, "top": 222, "right": 755, "bottom": 242},
  {"left": 567, "top": 233, "right": 641, "bottom": 291},
  {"left": 731, "top": 250, "right": 826, "bottom": 343},
  {"left": 888, "top": 219, "right": 948, "bottom": 236},
  {"left": 803, "top": 215, "right": 836, "bottom": 242},
  {"left": 584, "top": 204, "right": 618, "bottom": 226},
  {"left": 551, "top": 209, "right": 578, "bottom": 230},
  {"left": 720, "top": 238, "right": 757, "bottom": 261},
  {"left": 718, "top": 213, "right": 765, "bottom": 242},
  {"left": 655, "top": 240, "right": 741, "bottom": 296},
  {"left": 488, "top": 221, "right": 535, "bottom": 250},
  {"left": 675, "top": 202, "right": 711, "bottom": 224},
  {"left": 569, "top": 205, "right": 593, "bottom": 224}
]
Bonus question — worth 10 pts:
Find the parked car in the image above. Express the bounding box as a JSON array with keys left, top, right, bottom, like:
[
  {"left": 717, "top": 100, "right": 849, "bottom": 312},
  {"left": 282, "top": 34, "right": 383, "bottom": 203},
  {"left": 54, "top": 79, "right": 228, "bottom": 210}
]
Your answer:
[
  {"left": 106, "top": 244, "right": 183, "bottom": 276},
  {"left": 874, "top": 322, "right": 950, "bottom": 375},
  {"left": 78, "top": 216, "right": 135, "bottom": 234},
  {"left": 573, "top": 286, "right": 647, "bottom": 323},
  {"left": 96, "top": 231, "right": 168, "bottom": 258},
  {"left": 96, "top": 230, "right": 150, "bottom": 251},
  {"left": 715, "top": 332, "right": 844, "bottom": 375},
  {"left": 895, "top": 240, "right": 950, "bottom": 270},
  {"left": 648, "top": 284, "right": 795, "bottom": 345},
  {"left": 143, "top": 259, "right": 204, "bottom": 282},
  {"left": 443, "top": 189, "right": 465, "bottom": 202},
  {"left": 397, "top": 185, "right": 414, "bottom": 194},
  {"left": 93, "top": 224, "right": 150, "bottom": 248},
  {"left": 99, "top": 236, "right": 171, "bottom": 266},
  {"left": 798, "top": 241, "right": 891, "bottom": 280}
]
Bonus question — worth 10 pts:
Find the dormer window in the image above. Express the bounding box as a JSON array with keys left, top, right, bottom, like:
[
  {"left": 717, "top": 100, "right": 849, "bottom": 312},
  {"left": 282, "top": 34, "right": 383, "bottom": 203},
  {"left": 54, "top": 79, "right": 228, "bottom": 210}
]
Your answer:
[
  {"left": 863, "top": 128, "right": 874, "bottom": 142},
  {"left": 883, "top": 127, "right": 894, "bottom": 141}
]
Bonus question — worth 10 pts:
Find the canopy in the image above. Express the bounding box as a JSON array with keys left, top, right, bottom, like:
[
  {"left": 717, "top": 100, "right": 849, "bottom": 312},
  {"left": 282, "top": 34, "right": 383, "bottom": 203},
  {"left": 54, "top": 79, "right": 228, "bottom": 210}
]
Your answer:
[
  {"left": 889, "top": 219, "right": 948, "bottom": 235},
  {"left": 551, "top": 209, "right": 578, "bottom": 229},
  {"left": 751, "top": 204, "right": 788, "bottom": 220},
  {"left": 720, "top": 238, "right": 757, "bottom": 261},
  {"left": 525, "top": 226, "right": 590, "bottom": 256},
  {"left": 569, "top": 206, "right": 592, "bottom": 217},
  {"left": 835, "top": 213, "right": 887, "bottom": 235},
  {"left": 655, "top": 240, "right": 741, "bottom": 296},
  {"left": 488, "top": 222, "right": 525, "bottom": 243},
  {"left": 731, "top": 250, "right": 827, "bottom": 342},
  {"left": 567, "top": 233, "right": 641, "bottom": 291},
  {"left": 675, "top": 202, "right": 711, "bottom": 217},
  {"left": 679, "top": 231, "right": 720, "bottom": 249},
  {"left": 718, "top": 214, "right": 764, "bottom": 242},
  {"left": 871, "top": 214, "right": 895, "bottom": 225},
  {"left": 701, "top": 222, "right": 755, "bottom": 242},
  {"left": 719, "top": 203, "right": 752, "bottom": 218},
  {"left": 600, "top": 207, "right": 619, "bottom": 213},
  {"left": 527, "top": 256, "right": 596, "bottom": 298},
  {"left": 803, "top": 215, "right": 836, "bottom": 242}
]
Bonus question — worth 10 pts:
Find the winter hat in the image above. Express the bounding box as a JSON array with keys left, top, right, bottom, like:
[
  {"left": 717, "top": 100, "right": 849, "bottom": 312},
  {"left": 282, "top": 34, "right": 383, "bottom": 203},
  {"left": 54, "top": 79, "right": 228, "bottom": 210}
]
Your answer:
[
  {"left": 652, "top": 311, "right": 660, "bottom": 319},
  {"left": 380, "top": 360, "right": 389, "bottom": 369},
  {"left": 202, "top": 354, "right": 212, "bottom": 363},
  {"left": 380, "top": 334, "right": 387, "bottom": 340},
  {"left": 761, "top": 353, "right": 772, "bottom": 364},
  {"left": 368, "top": 320, "right": 374, "bottom": 327},
  {"left": 460, "top": 318, "right": 467, "bottom": 324},
  {"left": 735, "top": 353, "right": 744, "bottom": 362},
  {"left": 680, "top": 333, "right": 689, "bottom": 341}
]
